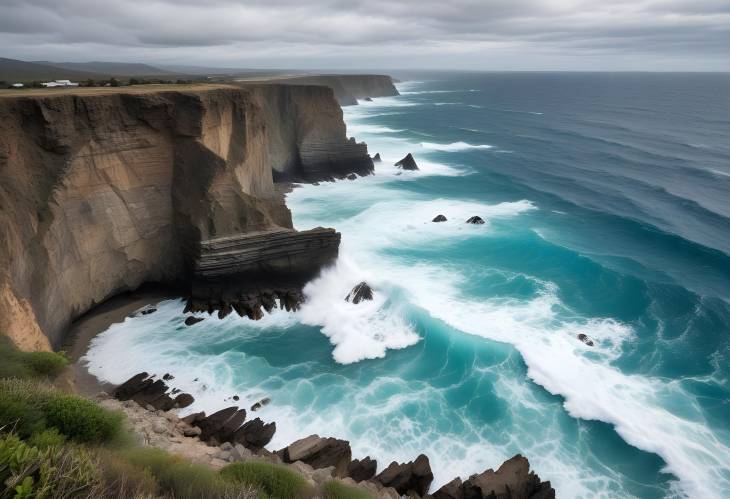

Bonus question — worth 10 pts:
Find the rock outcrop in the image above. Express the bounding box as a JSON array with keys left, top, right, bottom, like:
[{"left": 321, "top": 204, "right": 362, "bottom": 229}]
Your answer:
[
  {"left": 257, "top": 74, "right": 399, "bottom": 106},
  {"left": 0, "top": 83, "right": 370, "bottom": 349},
  {"left": 345, "top": 282, "right": 374, "bottom": 304},
  {"left": 466, "top": 216, "right": 485, "bottom": 225},
  {"left": 279, "top": 435, "right": 353, "bottom": 477},
  {"left": 374, "top": 454, "right": 433, "bottom": 497},
  {"left": 433, "top": 214, "right": 447, "bottom": 222},
  {"left": 114, "top": 372, "right": 195, "bottom": 411},
  {"left": 395, "top": 153, "right": 419, "bottom": 171}
]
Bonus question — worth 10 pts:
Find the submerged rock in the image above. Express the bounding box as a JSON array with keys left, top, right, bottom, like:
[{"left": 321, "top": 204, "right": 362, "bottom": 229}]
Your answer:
[
  {"left": 364, "top": 97, "right": 373, "bottom": 102},
  {"left": 433, "top": 214, "right": 447, "bottom": 222},
  {"left": 184, "top": 316, "right": 205, "bottom": 326},
  {"left": 279, "top": 435, "right": 352, "bottom": 477},
  {"left": 466, "top": 216, "right": 485, "bottom": 224},
  {"left": 347, "top": 173, "right": 357, "bottom": 180},
  {"left": 372, "top": 153, "right": 382, "bottom": 162},
  {"left": 395, "top": 153, "right": 419, "bottom": 170},
  {"left": 251, "top": 397, "right": 271, "bottom": 411},
  {"left": 577, "top": 333, "right": 594, "bottom": 347},
  {"left": 345, "top": 282, "right": 374, "bottom": 304},
  {"left": 374, "top": 454, "right": 433, "bottom": 497}
]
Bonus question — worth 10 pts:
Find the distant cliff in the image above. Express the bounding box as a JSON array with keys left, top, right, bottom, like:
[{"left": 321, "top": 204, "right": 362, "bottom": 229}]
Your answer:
[
  {"left": 0, "top": 83, "right": 371, "bottom": 349},
  {"left": 253, "top": 74, "right": 399, "bottom": 106}
]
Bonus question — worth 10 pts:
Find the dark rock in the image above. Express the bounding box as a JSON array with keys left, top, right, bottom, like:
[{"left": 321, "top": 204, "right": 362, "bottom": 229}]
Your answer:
[
  {"left": 577, "top": 333, "right": 594, "bottom": 347},
  {"left": 347, "top": 457, "right": 377, "bottom": 482},
  {"left": 466, "top": 216, "right": 485, "bottom": 224},
  {"left": 233, "top": 395, "right": 239, "bottom": 401},
  {"left": 395, "top": 153, "right": 419, "bottom": 171},
  {"left": 364, "top": 97, "right": 373, "bottom": 102},
  {"left": 149, "top": 394, "right": 176, "bottom": 411},
  {"left": 433, "top": 477, "right": 463, "bottom": 499},
  {"left": 195, "top": 406, "right": 239, "bottom": 441},
  {"left": 185, "top": 316, "right": 205, "bottom": 326},
  {"left": 171, "top": 388, "right": 181, "bottom": 395},
  {"left": 372, "top": 153, "right": 382, "bottom": 162},
  {"left": 374, "top": 454, "right": 433, "bottom": 497},
  {"left": 433, "top": 214, "right": 447, "bottom": 222},
  {"left": 140, "top": 307, "right": 157, "bottom": 315},
  {"left": 233, "top": 418, "right": 276, "bottom": 451},
  {"left": 218, "top": 303, "right": 233, "bottom": 319},
  {"left": 462, "top": 454, "right": 553, "bottom": 499},
  {"left": 347, "top": 173, "right": 357, "bottom": 180},
  {"left": 218, "top": 409, "right": 247, "bottom": 442},
  {"left": 131, "top": 379, "right": 169, "bottom": 406},
  {"left": 181, "top": 411, "right": 206, "bottom": 425},
  {"left": 345, "top": 282, "right": 373, "bottom": 304},
  {"left": 280, "top": 435, "right": 352, "bottom": 477},
  {"left": 162, "top": 373, "right": 174, "bottom": 381},
  {"left": 174, "top": 393, "right": 195, "bottom": 408},
  {"left": 114, "top": 372, "right": 151, "bottom": 400},
  {"left": 250, "top": 397, "right": 271, "bottom": 411}
]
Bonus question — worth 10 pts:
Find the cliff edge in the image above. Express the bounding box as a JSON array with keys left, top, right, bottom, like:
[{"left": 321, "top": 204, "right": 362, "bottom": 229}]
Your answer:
[
  {"left": 247, "top": 74, "right": 399, "bottom": 106},
  {"left": 0, "top": 83, "right": 371, "bottom": 349}
]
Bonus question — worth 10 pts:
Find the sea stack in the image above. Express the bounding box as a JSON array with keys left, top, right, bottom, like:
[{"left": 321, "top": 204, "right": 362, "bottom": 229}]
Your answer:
[{"left": 395, "top": 153, "right": 419, "bottom": 170}]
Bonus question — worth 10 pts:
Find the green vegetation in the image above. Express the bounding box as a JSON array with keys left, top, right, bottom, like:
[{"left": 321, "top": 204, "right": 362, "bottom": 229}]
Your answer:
[
  {"left": 321, "top": 480, "right": 374, "bottom": 499},
  {"left": 221, "top": 461, "right": 313, "bottom": 499},
  {"left": 0, "top": 336, "right": 68, "bottom": 379}
]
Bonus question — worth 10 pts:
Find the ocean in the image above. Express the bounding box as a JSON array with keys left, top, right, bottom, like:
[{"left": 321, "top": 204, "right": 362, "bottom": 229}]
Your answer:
[{"left": 84, "top": 72, "right": 730, "bottom": 498}]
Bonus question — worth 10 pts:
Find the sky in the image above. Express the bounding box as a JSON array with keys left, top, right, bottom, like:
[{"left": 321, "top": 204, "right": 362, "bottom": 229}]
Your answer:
[{"left": 1, "top": 0, "right": 729, "bottom": 71}]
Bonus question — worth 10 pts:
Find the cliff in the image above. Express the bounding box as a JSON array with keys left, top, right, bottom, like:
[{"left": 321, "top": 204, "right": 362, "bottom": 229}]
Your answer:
[
  {"left": 254, "top": 74, "right": 399, "bottom": 106},
  {"left": 0, "top": 83, "right": 370, "bottom": 350}
]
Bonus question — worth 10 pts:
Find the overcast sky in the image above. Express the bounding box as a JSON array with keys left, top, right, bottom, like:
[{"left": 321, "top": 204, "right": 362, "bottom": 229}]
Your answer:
[{"left": 1, "top": 0, "right": 728, "bottom": 71}]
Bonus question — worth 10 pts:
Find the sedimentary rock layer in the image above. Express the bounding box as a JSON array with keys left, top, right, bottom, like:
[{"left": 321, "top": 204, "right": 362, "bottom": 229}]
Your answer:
[
  {"left": 251, "top": 74, "right": 399, "bottom": 106},
  {"left": 0, "top": 83, "right": 368, "bottom": 348}
]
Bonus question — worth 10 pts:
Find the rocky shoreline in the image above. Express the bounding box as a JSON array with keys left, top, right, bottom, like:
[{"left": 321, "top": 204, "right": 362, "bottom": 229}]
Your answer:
[{"left": 100, "top": 369, "right": 555, "bottom": 499}]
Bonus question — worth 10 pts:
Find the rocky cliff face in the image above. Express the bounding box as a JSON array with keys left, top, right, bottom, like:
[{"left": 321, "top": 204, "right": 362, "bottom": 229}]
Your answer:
[
  {"left": 256, "top": 75, "right": 399, "bottom": 106},
  {"left": 0, "top": 84, "right": 368, "bottom": 349}
]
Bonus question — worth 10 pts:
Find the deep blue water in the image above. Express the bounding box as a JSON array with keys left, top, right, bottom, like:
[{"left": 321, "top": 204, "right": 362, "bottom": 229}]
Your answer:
[{"left": 86, "top": 72, "right": 730, "bottom": 498}]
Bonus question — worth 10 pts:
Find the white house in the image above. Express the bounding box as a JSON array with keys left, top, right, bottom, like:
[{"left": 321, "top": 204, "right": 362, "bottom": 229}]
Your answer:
[
  {"left": 42, "top": 80, "right": 79, "bottom": 88},
  {"left": 11, "top": 83, "right": 23, "bottom": 88}
]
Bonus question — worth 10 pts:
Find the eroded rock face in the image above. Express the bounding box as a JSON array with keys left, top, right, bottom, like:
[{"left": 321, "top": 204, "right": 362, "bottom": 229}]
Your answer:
[
  {"left": 114, "top": 372, "right": 194, "bottom": 412},
  {"left": 279, "top": 435, "right": 353, "bottom": 477},
  {"left": 374, "top": 454, "right": 433, "bottom": 497},
  {"left": 0, "top": 84, "right": 355, "bottom": 349},
  {"left": 347, "top": 457, "right": 377, "bottom": 482},
  {"left": 345, "top": 282, "right": 374, "bottom": 304},
  {"left": 395, "top": 153, "right": 419, "bottom": 171},
  {"left": 462, "top": 454, "right": 554, "bottom": 499},
  {"left": 233, "top": 417, "right": 276, "bottom": 451}
]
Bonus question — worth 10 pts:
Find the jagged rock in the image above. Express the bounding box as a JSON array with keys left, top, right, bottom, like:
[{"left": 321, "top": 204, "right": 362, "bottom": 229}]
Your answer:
[
  {"left": 372, "top": 153, "right": 382, "bottom": 162},
  {"left": 218, "top": 409, "right": 247, "bottom": 442},
  {"left": 251, "top": 397, "right": 271, "bottom": 411},
  {"left": 233, "top": 417, "right": 276, "bottom": 451},
  {"left": 433, "top": 477, "right": 463, "bottom": 499},
  {"left": 279, "top": 435, "right": 353, "bottom": 477},
  {"left": 347, "top": 457, "right": 377, "bottom": 482},
  {"left": 162, "top": 373, "right": 174, "bottom": 381},
  {"left": 395, "top": 153, "right": 419, "bottom": 171},
  {"left": 577, "top": 333, "right": 594, "bottom": 347},
  {"left": 347, "top": 173, "right": 357, "bottom": 180},
  {"left": 466, "top": 216, "right": 485, "bottom": 224},
  {"left": 149, "top": 393, "right": 176, "bottom": 411},
  {"left": 195, "top": 406, "right": 239, "bottom": 441},
  {"left": 374, "top": 454, "right": 433, "bottom": 498},
  {"left": 433, "top": 214, "right": 447, "bottom": 222},
  {"left": 218, "top": 304, "right": 233, "bottom": 319},
  {"left": 345, "top": 282, "right": 373, "bottom": 304},
  {"left": 174, "top": 393, "right": 195, "bottom": 408},
  {"left": 114, "top": 372, "right": 151, "bottom": 400},
  {"left": 462, "top": 455, "right": 554, "bottom": 499},
  {"left": 181, "top": 411, "right": 206, "bottom": 425},
  {"left": 140, "top": 307, "right": 157, "bottom": 315},
  {"left": 131, "top": 379, "right": 169, "bottom": 406},
  {"left": 364, "top": 97, "right": 373, "bottom": 102},
  {"left": 233, "top": 395, "right": 240, "bottom": 401}
]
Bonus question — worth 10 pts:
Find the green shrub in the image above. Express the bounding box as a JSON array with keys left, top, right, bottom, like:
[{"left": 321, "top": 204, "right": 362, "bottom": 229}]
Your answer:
[
  {"left": 0, "top": 335, "right": 68, "bottom": 379},
  {"left": 321, "top": 480, "right": 374, "bottom": 499},
  {"left": 44, "top": 395, "right": 123, "bottom": 443},
  {"left": 220, "top": 460, "right": 312, "bottom": 499},
  {"left": 0, "top": 398, "right": 46, "bottom": 438},
  {"left": 27, "top": 428, "right": 66, "bottom": 449},
  {"left": 23, "top": 350, "right": 69, "bottom": 377}
]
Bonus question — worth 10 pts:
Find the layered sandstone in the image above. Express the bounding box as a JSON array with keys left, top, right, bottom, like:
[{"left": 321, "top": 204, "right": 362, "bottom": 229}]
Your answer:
[{"left": 0, "top": 83, "right": 370, "bottom": 349}]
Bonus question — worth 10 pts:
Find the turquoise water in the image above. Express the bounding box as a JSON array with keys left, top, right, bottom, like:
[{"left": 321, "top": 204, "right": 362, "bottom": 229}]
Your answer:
[{"left": 85, "top": 73, "right": 730, "bottom": 498}]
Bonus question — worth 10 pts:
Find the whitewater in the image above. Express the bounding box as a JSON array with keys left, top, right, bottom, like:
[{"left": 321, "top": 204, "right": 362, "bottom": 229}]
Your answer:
[{"left": 85, "top": 74, "right": 730, "bottom": 498}]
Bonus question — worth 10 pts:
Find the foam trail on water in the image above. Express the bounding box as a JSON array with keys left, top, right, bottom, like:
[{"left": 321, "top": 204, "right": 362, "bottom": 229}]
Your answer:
[{"left": 421, "top": 141, "right": 493, "bottom": 152}]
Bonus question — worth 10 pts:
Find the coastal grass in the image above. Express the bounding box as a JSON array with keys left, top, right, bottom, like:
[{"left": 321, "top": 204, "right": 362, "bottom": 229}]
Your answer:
[
  {"left": 321, "top": 480, "right": 375, "bottom": 499},
  {"left": 220, "top": 460, "right": 313, "bottom": 499},
  {"left": 0, "top": 335, "right": 68, "bottom": 379}
]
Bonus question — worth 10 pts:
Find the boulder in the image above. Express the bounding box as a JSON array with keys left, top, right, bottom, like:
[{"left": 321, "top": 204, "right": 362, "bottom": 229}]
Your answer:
[
  {"left": 185, "top": 316, "right": 205, "bottom": 326},
  {"left": 347, "top": 173, "right": 357, "bottom": 180},
  {"left": 233, "top": 417, "right": 276, "bottom": 451},
  {"left": 462, "top": 454, "right": 554, "bottom": 499},
  {"left": 577, "top": 333, "right": 594, "bottom": 347},
  {"left": 345, "top": 282, "right": 373, "bottom": 304},
  {"left": 140, "top": 307, "right": 157, "bottom": 315},
  {"left": 251, "top": 397, "right": 271, "bottom": 411},
  {"left": 195, "top": 406, "right": 239, "bottom": 441},
  {"left": 372, "top": 153, "right": 382, "bottom": 163},
  {"left": 364, "top": 97, "right": 373, "bottom": 102},
  {"left": 114, "top": 372, "right": 151, "bottom": 400},
  {"left": 280, "top": 435, "right": 353, "bottom": 477},
  {"left": 173, "top": 392, "right": 194, "bottom": 409},
  {"left": 162, "top": 373, "right": 174, "bottom": 381},
  {"left": 181, "top": 411, "right": 206, "bottom": 425},
  {"left": 347, "top": 456, "right": 377, "bottom": 482},
  {"left": 131, "top": 379, "right": 169, "bottom": 406},
  {"left": 183, "top": 426, "right": 202, "bottom": 437},
  {"left": 217, "top": 409, "right": 247, "bottom": 442},
  {"left": 374, "top": 454, "right": 433, "bottom": 497},
  {"left": 466, "top": 216, "right": 485, "bottom": 225},
  {"left": 433, "top": 214, "right": 447, "bottom": 222},
  {"left": 395, "top": 153, "right": 419, "bottom": 171},
  {"left": 433, "top": 477, "right": 463, "bottom": 499}
]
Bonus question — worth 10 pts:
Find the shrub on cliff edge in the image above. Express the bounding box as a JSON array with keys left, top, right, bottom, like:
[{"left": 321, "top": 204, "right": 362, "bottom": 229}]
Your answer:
[
  {"left": 44, "top": 395, "right": 123, "bottom": 444},
  {"left": 0, "top": 335, "right": 68, "bottom": 379},
  {"left": 220, "top": 460, "right": 313, "bottom": 499}
]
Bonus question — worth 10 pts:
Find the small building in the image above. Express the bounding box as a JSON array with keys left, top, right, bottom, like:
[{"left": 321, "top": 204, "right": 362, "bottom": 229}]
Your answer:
[
  {"left": 42, "top": 80, "right": 79, "bottom": 88},
  {"left": 11, "top": 83, "right": 24, "bottom": 88}
]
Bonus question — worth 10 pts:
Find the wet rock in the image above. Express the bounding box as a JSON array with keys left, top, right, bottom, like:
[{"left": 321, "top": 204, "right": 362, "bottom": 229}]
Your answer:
[
  {"left": 132, "top": 379, "right": 169, "bottom": 407},
  {"left": 577, "top": 333, "right": 594, "bottom": 347},
  {"left": 462, "top": 454, "right": 554, "bottom": 499},
  {"left": 174, "top": 393, "right": 195, "bottom": 408},
  {"left": 364, "top": 97, "right": 373, "bottom": 102},
  {"left": 466, "top": 216, "right": 485, "bottom": 224},
  {"left": 185, "top": 316, "right": 205, "bottom": 326},
  {"left": 233, "top": 417, "right": 276, "bottom": 451},
  {"left": 232, "top": 395, "right": 239, "bottom": 401},
  {"left": 250, "top": 397, "right": 271, "bottom": 411},
  {"left": 140, "top": 307, "right": 157, "bottom": 315},
  {"left": 347, "top": 456, "right": 377, "bottom": 482},
  {"left": 279, "top": 434, "right": 352, "bottom": 477},
  {"left": 217, "top": 303, "right": 233, "bottom": 320},
  {"left": 162, "top": 373, "right": 174, "bottom": 381},
  {"left": 372, "top": 153, "right": 382, "bottom": 163},
  {"left": 433, "top": 477, "right": 463, "bottom": 499},
  {"left": 114, "top": 372, "right": 151, "bottom": 400},
  {"left": 217, "top": 409, "right": 247, "bottom": 442},
  {"left": 347, "top": 173, "right": 357, "bottom": 180},
  {"left": 195, "top": 406, "right": 239, "bottom": 441},
  {"left": 374, "top": 454, "right": 433, "bottom": 497},
  {"left": 395, "top": 153, "right": 419, "bottom": 170},
  {"left": 432, "top": 214, "right": 447, "bottom": 222},
  {"left": 345, "top": 282, "right": 373, "bottom": 304}
]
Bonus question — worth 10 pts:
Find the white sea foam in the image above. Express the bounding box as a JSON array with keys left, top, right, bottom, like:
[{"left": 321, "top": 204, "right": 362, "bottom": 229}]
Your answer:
[{"left": 421, "top": 141, "right": 493, "bottom": 152}]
